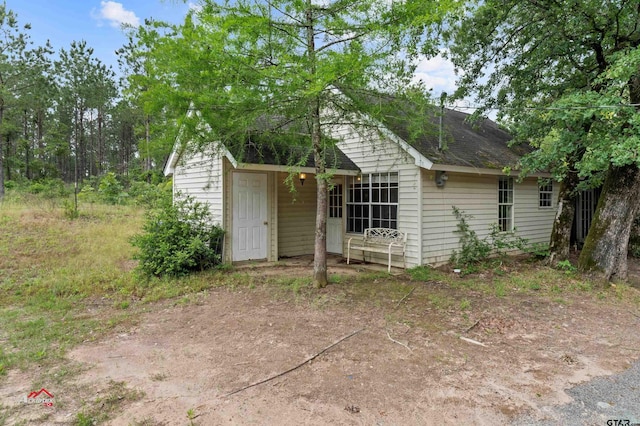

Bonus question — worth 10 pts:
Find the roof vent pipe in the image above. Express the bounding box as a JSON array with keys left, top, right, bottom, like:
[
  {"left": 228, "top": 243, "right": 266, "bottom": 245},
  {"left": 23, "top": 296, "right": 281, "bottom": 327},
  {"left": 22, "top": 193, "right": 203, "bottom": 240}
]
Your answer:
[{"left": 438, "top": 92, "right": 447, "bottom": 151}]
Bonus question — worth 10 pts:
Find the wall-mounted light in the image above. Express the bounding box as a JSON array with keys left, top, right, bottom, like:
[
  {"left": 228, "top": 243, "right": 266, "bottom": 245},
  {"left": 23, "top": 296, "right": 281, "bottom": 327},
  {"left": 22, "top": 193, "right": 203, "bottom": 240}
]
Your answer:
[
  {"left": 299, "top": 172, "right": 306, "bottom": 186},
  {"left": 435, "top": 170, "right": 448, "bottom": 187}
]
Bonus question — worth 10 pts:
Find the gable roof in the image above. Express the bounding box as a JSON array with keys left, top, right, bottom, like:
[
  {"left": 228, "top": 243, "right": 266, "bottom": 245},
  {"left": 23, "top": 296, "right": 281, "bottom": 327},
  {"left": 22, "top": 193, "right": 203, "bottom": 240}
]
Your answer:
[
  {"left": 165, "top": 106, "right": 361, "bottom": 176},
  {"left": 165, "top": 92, "right": 530, "bottom": 177},
  {"left": 383, "top": 107, "right": 530, "bottom": 171},
  {"left": 164, "top": 135, "right": 359, "bottom": 176},
  {"left": 340, "top": 88, "right": 530, "bottom": 173}
]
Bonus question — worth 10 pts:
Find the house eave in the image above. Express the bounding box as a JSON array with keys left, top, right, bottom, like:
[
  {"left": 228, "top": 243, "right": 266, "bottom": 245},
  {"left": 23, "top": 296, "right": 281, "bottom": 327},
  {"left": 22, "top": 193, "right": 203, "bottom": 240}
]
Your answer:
[
  {"left": 379, "top": 126, "right": 434, "bottom": 170},
  {"left": 163, "top": 150, "right": 179, "bottom": 177},
  {"left": 233, "top": 162, "right": 360, "bottom": 176},
  {"left": 430, "top": 163, "right": 552, "bottom": 178},
  {"left": 164, "top": 143, "right": 237, "bottom": 177}
]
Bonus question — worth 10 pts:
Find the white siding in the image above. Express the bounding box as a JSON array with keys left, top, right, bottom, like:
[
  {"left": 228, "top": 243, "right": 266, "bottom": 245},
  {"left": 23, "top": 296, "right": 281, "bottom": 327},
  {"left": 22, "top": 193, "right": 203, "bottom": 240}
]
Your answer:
[
  {"left": 173, "top": 150, "right": 224, "bottom": 226},
  {"left": 173, "top": 148, "right": 313, "bottom": 263},
  {"left": 397, "top": 167, "right": 421, "bottom": 267},
  {"left": 330, "top": 124, "right": 417, "bottom": 173},
  {"left": 331, "top": 123, "right": 421, "bottom": 268},
  {"left": 514, "top": 177, "right": 558, "bottom": 245},
  {"left": 422, "top": 171, "right": 497, "bottom": 265},
  {"left": 421, "top": 172, "right": 558, "bottom": 265},
  {"left": 277, "top": 172, "right": 317, "bottom": 257}
]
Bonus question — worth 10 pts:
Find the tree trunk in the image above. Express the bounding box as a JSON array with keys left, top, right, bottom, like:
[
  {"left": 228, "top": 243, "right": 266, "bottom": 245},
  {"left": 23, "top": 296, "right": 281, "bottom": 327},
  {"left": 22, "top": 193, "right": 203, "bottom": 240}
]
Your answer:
[
  {"left": 306, "top": 2, "right": 328, "bottom": 288},
  {"left": 578, "top": 164, "right": 640, "bottom": 280},
  {"left": 37, "top": 108, "right": 44, "bottom": 163},
  {"left": 5, "top": 131, "right": 11, "bottom": 182},
  {"left": 23, "top": 109, "right": 30, "bottom": 180},
  {"left": 145, "top": 115, "right": 152, "bottom": 175},
  {"left": 89, "top": 109, "right": 94, "bottom": 177},
  {"left": 314, "top": 141, "right": 328, "bottom": 288},
  {"left": 98, "top": 108, "right": 104, "bottom": 175},
  {"left": 0, "top": 104, "right": 5, "bottom": 200},
  {"left": 547, "top": 171, "right": 579, "bottom": 266},
  {"left": 77, "top": 103, "right": 86, "bottom": 183}
]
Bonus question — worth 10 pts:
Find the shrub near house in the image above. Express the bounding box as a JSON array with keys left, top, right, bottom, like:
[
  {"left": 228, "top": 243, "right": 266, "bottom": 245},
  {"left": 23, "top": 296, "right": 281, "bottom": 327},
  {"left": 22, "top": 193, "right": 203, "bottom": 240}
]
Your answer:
[{"left": 131, "top": 195, "right": 224, "bottom": 277}]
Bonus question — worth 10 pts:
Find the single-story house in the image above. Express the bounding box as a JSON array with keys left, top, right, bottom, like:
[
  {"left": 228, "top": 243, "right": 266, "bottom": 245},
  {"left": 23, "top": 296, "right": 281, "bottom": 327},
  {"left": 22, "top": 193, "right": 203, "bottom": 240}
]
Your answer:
[{"left": 164, "top": 106, "right": 559, "bottom": 269}]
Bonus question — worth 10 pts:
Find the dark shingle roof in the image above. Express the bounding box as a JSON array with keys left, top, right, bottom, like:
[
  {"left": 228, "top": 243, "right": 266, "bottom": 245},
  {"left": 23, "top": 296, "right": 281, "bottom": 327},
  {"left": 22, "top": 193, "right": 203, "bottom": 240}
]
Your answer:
[
  {"left": 211, "top": 113, "right": 358, "bottom": 171},
  {"left": 383, "top": 107, "right": 530, "bottom": 170},
  {"left": 342, "top": 88, "right": 530, "bottom": 170},
  {"left": 229, "top": 138, "right": 359, "bottom": 171},
  {"left": 206, "top": 95, "right": 527, "bottom": 172}
]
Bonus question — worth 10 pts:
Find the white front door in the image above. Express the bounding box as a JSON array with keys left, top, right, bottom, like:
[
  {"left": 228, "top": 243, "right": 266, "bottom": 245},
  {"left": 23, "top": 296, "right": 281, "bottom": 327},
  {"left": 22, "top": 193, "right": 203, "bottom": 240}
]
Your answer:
[
  {"left": 327, "top": 182, "right": 343, "bottom": 254},
  {"left": 232, "top": 172, "right": 268, "bottom": 261}
]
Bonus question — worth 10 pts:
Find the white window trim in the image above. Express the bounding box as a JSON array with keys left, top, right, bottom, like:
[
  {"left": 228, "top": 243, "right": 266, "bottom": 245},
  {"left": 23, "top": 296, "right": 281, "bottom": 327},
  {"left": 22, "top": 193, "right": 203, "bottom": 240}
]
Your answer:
[
  {"left": 346, "top": 172, "right": 399, "bottom": 233},
  {"left": 498, "top": 177, "right": 514, "bottom": 232},
  {"left": 538, "top": 181, "right": 553, "bottom": 209}
]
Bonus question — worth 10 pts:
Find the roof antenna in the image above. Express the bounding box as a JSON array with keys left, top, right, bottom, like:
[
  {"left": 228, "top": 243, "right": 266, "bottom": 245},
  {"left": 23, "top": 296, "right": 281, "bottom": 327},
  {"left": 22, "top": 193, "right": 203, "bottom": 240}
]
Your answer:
[{"left": 439, "top": 92, "right": 447, "bottom": 151}]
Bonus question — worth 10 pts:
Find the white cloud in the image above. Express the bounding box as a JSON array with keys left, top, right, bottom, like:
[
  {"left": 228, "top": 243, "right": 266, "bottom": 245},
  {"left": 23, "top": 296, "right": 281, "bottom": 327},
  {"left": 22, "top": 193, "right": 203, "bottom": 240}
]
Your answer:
[
  {"left": 410, "top": 53, "right": 497, "bottom": 119},
  {"left": 188, "top": 2, "right": 202, "bottom": 12},
  {"left": 412, "top": 53, "right": 459, "bottom": 97},
  {"left": 93, "top": 1, "right": 141, "bottom": 28}
]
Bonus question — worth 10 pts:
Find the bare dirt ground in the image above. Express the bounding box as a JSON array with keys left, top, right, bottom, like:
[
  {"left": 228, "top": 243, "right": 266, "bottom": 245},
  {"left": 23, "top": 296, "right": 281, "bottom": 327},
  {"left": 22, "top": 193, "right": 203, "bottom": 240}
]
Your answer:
[{"left": 3, "top": 258, "right": 640, "bottom": 425}]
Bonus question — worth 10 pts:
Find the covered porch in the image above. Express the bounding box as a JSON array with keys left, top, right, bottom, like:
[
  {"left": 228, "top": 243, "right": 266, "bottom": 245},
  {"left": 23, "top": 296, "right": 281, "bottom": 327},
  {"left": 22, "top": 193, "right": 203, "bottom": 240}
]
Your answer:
[{"left": 226, "top": 164, "right": 359, "bottom": 263}]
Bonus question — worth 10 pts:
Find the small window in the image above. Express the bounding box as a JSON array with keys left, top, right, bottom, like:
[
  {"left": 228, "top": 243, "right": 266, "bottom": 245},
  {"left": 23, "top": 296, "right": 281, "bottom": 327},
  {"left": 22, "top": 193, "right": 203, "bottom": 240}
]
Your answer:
[
  {"left": 539, "top": 181, "right": 553, "bottom": 208},
  {"left": 329, "top": 184, "right": 343, "bottom": 218},
  {"left": 498, "top": 177, "right": 514, "bottom": 232}
]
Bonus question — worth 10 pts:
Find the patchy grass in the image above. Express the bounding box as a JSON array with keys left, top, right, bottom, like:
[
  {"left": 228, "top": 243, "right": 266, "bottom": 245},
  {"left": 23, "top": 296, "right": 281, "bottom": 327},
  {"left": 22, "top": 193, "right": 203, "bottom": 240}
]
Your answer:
[
  {"left": 2, "top": 197, "right": 638, "bottom": 380},
  {"left": 0, "top": 201, "right": 144, "bottom": 376},
  {"left": 74, "top": 380, "right": 144, "bottom": 425},
  {"left": 0, "top": 198, "right": 252, "bottom": 378},
  {"left": 3, "top": 196, "right": 640, "bottom": 425}
]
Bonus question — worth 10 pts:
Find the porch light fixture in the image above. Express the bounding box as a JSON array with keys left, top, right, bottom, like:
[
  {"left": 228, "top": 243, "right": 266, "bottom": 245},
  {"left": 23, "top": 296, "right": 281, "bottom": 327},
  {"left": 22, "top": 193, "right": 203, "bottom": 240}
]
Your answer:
[{"left": 299, "top": 172, "right": 306, "bottom": 186}]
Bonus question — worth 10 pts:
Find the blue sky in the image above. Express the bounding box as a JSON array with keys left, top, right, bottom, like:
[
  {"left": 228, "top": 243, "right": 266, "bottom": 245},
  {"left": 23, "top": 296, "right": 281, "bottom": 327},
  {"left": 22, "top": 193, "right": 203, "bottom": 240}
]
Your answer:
[
  {"left": 6, "top": 0, "right": 191, "bottom": 72},
  {"left": 5, "top": 0, "right": 459, "bottom": 101}
]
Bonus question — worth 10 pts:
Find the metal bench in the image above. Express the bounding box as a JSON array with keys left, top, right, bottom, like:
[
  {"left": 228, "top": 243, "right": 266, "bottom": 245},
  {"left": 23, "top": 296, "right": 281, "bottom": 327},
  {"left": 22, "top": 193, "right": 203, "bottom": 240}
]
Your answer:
[{"left": 347, "top": 228, "right": 407, "bottom": 272}]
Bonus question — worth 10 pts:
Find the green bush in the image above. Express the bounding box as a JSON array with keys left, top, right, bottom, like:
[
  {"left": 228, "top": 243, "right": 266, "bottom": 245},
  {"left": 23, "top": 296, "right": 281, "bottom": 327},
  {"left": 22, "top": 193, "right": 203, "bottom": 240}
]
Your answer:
[
  {"left": 28, "top": 178, "right": 69, "bottom": 198},
  {"left": 98, "top": 172, "right": 128, "bottom": 205},
  {"left": 62, "top": 199, "right": 80, "bottom": 220},
  {"left": 450, "top": 206, "right": 529, "bottom": 270},
  {"left": 131, "top": 196, "right": 225, "bottom": 277},
  {"left": 556, "top": 259, "right": 577, "bottom": 274},
  {"left": 78, "top": 184, "right": 100, "bottom": 204},
  {"left": 128, "top": 180, "right": 171, "bottom": 207},
  {"left": 525, "top": 242, "right": 551, "bottom": 259},
  {"left": 4, "top": 180, "right": 18, "bottom": 190}
]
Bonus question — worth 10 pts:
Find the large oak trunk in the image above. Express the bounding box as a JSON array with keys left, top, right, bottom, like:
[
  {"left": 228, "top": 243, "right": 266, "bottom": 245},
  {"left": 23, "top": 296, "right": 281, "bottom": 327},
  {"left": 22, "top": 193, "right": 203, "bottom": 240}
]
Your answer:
[
  {"left": 547, "top": 171, "right": 579, "bottom": 266},
  {"left": 578, "top": 164, "right": 640, "bottom": 280}
]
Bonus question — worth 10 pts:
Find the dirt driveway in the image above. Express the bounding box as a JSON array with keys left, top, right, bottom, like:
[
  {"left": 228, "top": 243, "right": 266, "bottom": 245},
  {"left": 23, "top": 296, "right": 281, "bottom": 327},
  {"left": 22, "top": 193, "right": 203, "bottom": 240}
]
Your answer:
[{"left": 4, "top": 261, "right": 640, "bottom": 425}]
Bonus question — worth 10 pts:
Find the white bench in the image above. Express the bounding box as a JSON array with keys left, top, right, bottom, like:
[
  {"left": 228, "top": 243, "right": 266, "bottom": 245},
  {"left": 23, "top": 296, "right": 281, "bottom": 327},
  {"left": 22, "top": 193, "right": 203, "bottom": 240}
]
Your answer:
[{"left": 347, "top": 228, "right": 407, "bottom": 272}]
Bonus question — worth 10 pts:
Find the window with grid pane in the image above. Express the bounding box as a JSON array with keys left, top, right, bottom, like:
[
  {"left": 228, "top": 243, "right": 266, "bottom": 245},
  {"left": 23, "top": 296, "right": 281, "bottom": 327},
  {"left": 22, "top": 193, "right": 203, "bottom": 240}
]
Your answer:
[
  {"left": 498, "top": 177, "right": 514, "bottom": 232},
  {"left": 329, "top": 184, "right": 343, "bottom": 218},
  {"left": 347, "top": 173, "right": 398, "bottom": 233},
  {"left": 538, "top": 181, "right": 553, "bottom": 208}
]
